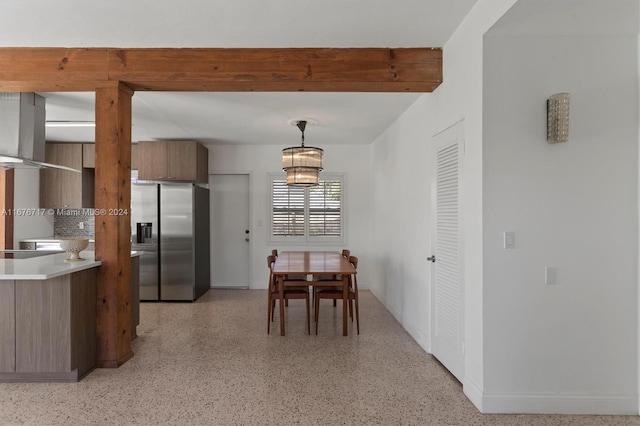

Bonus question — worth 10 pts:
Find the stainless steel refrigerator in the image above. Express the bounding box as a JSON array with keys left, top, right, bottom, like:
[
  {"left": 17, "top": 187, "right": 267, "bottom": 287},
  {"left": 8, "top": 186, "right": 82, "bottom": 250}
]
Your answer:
[{"left": 131, "top": 183, "right": 210, "bottom": 301}]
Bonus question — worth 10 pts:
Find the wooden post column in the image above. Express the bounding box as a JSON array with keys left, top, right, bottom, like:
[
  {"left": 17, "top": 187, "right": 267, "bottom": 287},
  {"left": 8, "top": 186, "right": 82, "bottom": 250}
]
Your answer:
[
  {"left": 0, "top": 170, "right": 14, "bottom": 249},
  {"left": 94, "top": 81, "right": 133, "bottom": 368}
]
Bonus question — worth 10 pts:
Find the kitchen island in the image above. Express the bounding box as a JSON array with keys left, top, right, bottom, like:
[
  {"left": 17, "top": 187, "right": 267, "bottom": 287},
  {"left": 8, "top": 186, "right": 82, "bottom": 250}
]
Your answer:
[{"left": 0, "top": 251, "right": 141, "bottom": 382}]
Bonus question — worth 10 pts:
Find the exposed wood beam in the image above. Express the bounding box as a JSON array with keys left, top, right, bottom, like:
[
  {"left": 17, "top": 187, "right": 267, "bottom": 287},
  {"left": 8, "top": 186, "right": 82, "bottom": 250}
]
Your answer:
[
  {"left": 94, "top": 81, "right": 133, "bottom": 368},
  {"left": 0, "top": 47, "right": 442, "bottom": 92},
  {"left": 0, "top": 48, "right": 109, "bottom": 91}
]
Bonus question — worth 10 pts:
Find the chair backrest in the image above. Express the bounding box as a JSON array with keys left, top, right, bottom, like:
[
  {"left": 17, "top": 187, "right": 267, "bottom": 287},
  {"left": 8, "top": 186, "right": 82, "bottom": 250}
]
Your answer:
[
  {"left": 342, "top": 249, "right": 350, "bottom": 258},
  {"left": 349, "top": 255, "right": 358, "bottom": 290},
  {"left": 272, "top": 249, "right": 278, "bottom": 257},
  {"left": 267, "top": 255, "right": 276, "bottom": 290}
]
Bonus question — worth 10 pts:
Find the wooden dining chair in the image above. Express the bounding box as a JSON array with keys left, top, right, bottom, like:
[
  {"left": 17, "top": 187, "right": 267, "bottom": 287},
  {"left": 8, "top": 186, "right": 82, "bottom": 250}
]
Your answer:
[
  {"left": 267, "top": 255, "right": 310, "bottom": 335},
  {"left": 272, "top": 248, "right": 308, "bottom": 283},
  {"left": 313, "top": 248, "right": 351, "bottom": 306},
  {"left": 314, "top": 256, "right": 359, "bottom": 335}
]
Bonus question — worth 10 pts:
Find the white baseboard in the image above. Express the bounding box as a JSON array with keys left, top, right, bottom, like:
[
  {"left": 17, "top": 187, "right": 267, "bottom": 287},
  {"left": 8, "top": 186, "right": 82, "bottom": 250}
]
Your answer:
[
  {"left": 369, "top": 287, "right": 430, "bottom": 353},
  {"left": 481, "top": 392, "right": 638, "bottom": 415},
  {"left": 463, "top": 378, "right": 638, "bottom": 415},
  {"left": 463, "top": 377, "right": 484, "bottom": 412},
  {"left": 366, "top": 288, "right": 639, "bottom": 416}
]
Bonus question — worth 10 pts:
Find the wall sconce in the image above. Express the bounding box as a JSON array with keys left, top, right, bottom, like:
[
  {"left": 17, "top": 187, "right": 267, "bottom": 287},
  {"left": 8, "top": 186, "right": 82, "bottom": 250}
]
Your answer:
[{"left": 547, "top": 93, "right": 570, "bottom": 143}]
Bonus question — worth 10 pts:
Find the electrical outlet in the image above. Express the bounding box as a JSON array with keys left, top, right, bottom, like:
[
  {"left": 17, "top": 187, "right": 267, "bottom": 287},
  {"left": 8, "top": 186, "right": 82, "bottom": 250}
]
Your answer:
[
  {"left": 545, "top": 266, "right": 557, "bottom": 285},
  {"left": 78, "top": 222, "right": 84, "bottom": 230}
]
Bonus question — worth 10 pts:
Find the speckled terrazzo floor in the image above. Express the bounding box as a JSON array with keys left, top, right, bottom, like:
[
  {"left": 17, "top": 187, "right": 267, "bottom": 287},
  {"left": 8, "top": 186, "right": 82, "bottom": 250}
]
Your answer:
[{"left": 1, "top": 289, "right": 639, "bottom": 426}]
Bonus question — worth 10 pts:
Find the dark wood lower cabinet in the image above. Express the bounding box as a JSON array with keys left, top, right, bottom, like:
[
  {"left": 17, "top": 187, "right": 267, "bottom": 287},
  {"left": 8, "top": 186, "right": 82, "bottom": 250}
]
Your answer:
[
  {"left": 0, "top": 268, "right": 98, "bottom": 382},
  {"left": 0, "top": 280, "right": 16, "bottom": 373}
]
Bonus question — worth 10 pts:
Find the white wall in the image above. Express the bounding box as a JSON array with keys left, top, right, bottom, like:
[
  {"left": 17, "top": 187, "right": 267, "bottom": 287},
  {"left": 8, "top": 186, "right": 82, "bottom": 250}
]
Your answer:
[
  {"left": 208, "top": 143, "right": 372, "bottom": 289},
  {"left": 482, "top": 32, "right": 639, "bottom": 414},
  {"left": 369, "top": 0, "right": 518, "bottom": 411},
  {"left": 435, "top": 0, "right": 520, "bottom": 405},
  {"left": 369, "top": 95, "right": 435, "bottom": 350},
  {"left": 13, "top": 168, "right": 54, "bottom": 247},
  {"left": 638, "top": 28, "right": 640, "bottom": 419},
  {"left": 370, "top": 0, "right": 640, "bottom": 415}
]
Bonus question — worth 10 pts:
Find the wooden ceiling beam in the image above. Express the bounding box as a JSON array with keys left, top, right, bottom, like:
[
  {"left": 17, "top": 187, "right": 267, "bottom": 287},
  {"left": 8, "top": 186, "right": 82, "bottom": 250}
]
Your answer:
[
  {"left": 0, "top": 48, "right": 109, "bottom": 91},
  {"left": 0, "top": 47, "right": 442, "bottom": 93}
]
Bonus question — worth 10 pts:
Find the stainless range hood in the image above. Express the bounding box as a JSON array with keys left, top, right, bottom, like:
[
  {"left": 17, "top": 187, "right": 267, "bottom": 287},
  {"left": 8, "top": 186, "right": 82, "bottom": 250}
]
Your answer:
[{"left": 0, "top": 93, "right": 80, "bottom": 172}]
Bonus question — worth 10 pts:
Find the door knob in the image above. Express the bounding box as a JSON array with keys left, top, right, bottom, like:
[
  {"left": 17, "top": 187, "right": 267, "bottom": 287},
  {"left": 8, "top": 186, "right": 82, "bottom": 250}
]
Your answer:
[
  {"left": 245, "top": 229, "right": 250, "bottom": 234},
  {"left": 427, "top": 255, "right": 436, "bottom": 263}
]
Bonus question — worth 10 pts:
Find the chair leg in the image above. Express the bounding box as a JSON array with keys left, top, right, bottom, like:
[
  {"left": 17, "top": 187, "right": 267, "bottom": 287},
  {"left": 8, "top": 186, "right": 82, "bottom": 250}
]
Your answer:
[
  {"left": 315, "top": 295, "right": 320, "bottom": 335},
  {"left": 333, "top": 299, "right": 337, "bottom": 307},
  {"left": 355, "top": 294, "right": 360, "bottom": 335},
  {"left": 306, "top": 294, "right": 310, "bottom": 335},
  {"left": 349, "top": 299, "right": 353, "bottom": 321},
  {"left": 267, "top": 291, "right": 273, "bottom": 334},
  {"left": 285, "top": 299, "right": 288, "bottom": 307},
  {"left": 271, "top": 299, "right": 276, "bottom": 321}
]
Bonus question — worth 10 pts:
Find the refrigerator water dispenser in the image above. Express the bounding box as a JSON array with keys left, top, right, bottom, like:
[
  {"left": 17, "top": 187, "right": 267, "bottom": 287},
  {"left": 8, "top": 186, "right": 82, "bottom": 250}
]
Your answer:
[{"left": 136, "top": 223, "right": 153, "bottom": 244}]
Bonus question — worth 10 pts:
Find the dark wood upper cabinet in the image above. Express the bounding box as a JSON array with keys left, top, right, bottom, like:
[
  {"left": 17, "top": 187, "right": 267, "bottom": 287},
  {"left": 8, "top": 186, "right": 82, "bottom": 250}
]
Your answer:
[
  {"left": 40, "top": 143, "right": 94, "bottom": 209},
  {"left": 138, "top": 141, "right": 208, "bottom": 183}
]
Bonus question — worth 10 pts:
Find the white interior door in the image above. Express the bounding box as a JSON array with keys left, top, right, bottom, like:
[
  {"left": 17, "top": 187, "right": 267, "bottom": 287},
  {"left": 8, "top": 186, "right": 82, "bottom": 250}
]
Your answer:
[
  {"left": 209, "top": 174, "right": 250, "bottom": 288},
  {"left": 430, "top": 121, "right": 465, "bottom": 382}
]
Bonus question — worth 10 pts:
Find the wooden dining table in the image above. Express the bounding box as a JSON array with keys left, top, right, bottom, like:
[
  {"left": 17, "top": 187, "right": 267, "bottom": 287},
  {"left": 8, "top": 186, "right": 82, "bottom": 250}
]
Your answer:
[{"left": 272, "top": 251, "right": 356, "bottom": 336}]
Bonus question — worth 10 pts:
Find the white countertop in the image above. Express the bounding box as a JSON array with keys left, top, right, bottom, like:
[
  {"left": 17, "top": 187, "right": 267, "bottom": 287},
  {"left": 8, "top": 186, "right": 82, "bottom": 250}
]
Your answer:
[
  {"left": 0, "top": 251, "right": 143, "bottom": 280},
  {"left": 0, "top": 251, "right": 101, "bottom": 280},
  {"left": 21, "top": 237, "right": 96, "bottom": 243}
]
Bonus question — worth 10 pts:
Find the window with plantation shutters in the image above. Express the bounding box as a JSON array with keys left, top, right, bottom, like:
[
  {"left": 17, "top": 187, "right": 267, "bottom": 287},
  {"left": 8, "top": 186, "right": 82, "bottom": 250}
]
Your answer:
[
  {"left": 270, "top": 174, "right": 344, "bottom": 243},
  {"left": 309, "top": 181, "right": 341, "bottom": 237},
  {"left": 272, "top": 180, "right": 305, "bottom": 236}
]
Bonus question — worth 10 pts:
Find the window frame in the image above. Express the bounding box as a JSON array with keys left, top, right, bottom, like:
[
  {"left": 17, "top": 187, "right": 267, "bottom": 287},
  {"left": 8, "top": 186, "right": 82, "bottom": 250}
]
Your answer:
[{"left": 269, "top": 172, "right": 346, "bottom": 245}]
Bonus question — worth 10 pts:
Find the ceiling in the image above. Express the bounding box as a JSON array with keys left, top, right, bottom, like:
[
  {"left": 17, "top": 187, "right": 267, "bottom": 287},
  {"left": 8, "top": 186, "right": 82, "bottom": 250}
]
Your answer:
[
  {"left": 487, "top": 0, "right": 639, "bottom": 37},
  {"left": 0, "top": 0, "right": 478, "bottom": 146}
]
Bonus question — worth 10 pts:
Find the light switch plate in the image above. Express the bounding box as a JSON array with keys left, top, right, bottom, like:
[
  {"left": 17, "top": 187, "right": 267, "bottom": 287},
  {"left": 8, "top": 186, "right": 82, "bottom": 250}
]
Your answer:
[
  {"left": 503, "top": 231, "right": 515, "bottom": 249},
  {"left": 545, "top": 266, "right": 557, "bottom": 285}
]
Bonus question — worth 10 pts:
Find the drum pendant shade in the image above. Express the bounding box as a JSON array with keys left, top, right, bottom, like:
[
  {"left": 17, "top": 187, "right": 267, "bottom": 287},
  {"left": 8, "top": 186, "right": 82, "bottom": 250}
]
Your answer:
[{"left": 282, "top": 120, "right": 323, "bottom": 186}]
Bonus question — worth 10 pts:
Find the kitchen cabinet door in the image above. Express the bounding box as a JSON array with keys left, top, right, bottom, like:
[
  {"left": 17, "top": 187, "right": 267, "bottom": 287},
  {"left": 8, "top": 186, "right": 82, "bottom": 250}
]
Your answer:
[
  {"left": 167, "top": 141, "right": 198, "bottom": 181},
  {"left": 82, "top": 144, "right": 95, "bottom": 168},
  {"left": 40, "top": 143, "right": 94, "bottom": 209},
  {"left": 0, "top": 281, "right": 15, "bottom": 372},
  {"left": 138, "top": 141, "right": 168, "bottom": 180},
  {"left": 40, "top": 143, "right": 83, "bottom": 209},
  {"left": 138, "top": 140, "right": 208, "bottom": 183}
]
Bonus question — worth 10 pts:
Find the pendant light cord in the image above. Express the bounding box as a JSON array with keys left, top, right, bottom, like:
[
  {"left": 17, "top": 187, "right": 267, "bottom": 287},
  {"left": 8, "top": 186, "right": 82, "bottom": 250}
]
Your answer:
[{"left": 297, "top": 120, "right": 307, "bottom": 147}]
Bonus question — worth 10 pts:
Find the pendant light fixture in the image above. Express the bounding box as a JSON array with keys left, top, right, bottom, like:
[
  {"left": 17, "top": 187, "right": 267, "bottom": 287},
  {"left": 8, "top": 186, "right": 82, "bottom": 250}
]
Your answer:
[{"left": 282, "top": 120, "right": 323, "bottom": 187}]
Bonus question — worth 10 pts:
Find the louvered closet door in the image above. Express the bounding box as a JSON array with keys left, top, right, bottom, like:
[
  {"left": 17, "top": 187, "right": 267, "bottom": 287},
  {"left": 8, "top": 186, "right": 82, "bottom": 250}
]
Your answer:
[{"left": 430, "top": 121, "right": 464, "bottom": 382}]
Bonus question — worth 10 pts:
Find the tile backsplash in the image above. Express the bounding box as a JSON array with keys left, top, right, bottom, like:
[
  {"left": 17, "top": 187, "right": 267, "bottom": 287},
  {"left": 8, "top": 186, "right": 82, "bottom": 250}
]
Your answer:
[{"left": 53, "top": 209, "right": 95, "bottom": 238}]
